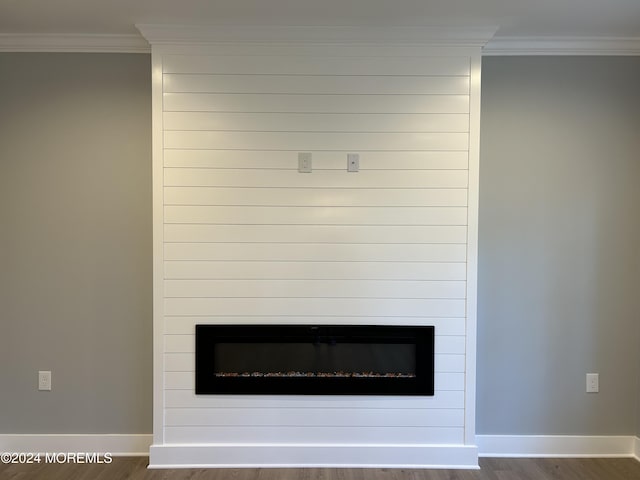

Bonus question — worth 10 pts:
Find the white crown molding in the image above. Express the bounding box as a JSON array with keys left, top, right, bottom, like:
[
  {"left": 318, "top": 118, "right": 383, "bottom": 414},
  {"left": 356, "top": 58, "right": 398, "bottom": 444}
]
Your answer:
[
  {"left": 484, "top": 36, "right": 640, "bottom": 56},
  {"left": 2, "top": 31, "right": 639, "bottom": 55},
  {"left": 0, "top": 33, "right": 150, "bottom": 53},
  {"left": 136, "top": 24, "right": 498, "bottom": 47}
]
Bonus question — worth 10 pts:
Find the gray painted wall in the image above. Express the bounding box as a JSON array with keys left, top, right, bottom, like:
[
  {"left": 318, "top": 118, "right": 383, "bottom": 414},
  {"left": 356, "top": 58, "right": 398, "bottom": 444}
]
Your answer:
[
  {"left": 0, "top": 53, "right": 152, "bottom": 433},
  {"left": 477, "top": 56, "right": 640, "bottom": 435},
  {"left": 1, "top": 53, "right": 639, "bottom": 437}
]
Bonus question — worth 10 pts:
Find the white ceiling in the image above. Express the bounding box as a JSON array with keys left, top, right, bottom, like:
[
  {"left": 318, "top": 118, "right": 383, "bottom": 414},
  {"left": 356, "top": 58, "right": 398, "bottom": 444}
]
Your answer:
[
  {"left": 0, "top": 0, "right": 639, "bottom": 38},
  {"left": 0, "top": 0, "right": 639, "bottom": 54}
]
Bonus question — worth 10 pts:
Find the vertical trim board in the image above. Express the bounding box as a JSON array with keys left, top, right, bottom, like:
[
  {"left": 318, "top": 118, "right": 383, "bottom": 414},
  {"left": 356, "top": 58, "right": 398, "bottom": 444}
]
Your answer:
[
  {"left": 464, "top": 53, "right": 481, "bottom": 447},
  {"left": 151, "top": 50, "right": 166, "bottom": 445}
]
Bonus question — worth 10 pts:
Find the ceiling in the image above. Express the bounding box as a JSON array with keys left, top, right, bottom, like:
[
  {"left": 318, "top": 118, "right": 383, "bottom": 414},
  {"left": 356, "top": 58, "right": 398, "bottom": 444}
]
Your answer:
[
  {"left": 1, "top": 0, "right": 639, "bottom": 37},
  {"left": 0, "top": 0, "right": 639, "bottom": 53}
]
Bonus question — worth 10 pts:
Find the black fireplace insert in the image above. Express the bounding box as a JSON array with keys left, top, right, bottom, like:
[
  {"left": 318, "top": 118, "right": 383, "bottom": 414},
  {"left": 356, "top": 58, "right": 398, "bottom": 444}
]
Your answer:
[{"left": 195, "top": 325, "right": 434, "bottom": 395}]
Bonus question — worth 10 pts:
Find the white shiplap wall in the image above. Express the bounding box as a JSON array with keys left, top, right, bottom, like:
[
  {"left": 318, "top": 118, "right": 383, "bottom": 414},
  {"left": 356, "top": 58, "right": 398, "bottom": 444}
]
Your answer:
[{"left": 146, "top": 37, "right": 482, "bottom": 467}]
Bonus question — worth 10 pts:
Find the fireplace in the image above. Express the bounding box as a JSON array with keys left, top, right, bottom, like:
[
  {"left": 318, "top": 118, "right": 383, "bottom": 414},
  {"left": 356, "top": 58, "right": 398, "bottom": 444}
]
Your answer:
[{"left": 196, "top": 325, "right": 434, "bottom": 395}]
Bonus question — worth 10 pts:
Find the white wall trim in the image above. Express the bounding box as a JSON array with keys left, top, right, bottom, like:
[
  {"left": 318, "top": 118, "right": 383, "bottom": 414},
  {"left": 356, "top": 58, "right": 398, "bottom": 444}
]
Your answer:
[
  {"left": 150, "top": 49, "right": 166, "bottom": 447},
  {"left": 2, "top": 434, "right": 636, "bottom": 460},
  {"left": 0, "top": 33, "right": 150, "bottom": 53},
  {"left": 149, "top": 444, "right": 479, "bottom": 469},
  {"left": 2, "top": 31, "right": 639, "bottom": 56},
  {"left": 463, "top": 53, "right": 482, "bottom": 447},
  {"left": 477, "top": 435, "right": 639, "bottom": 458},
  {"left": 0, "top": 434, "right": 152, "bottom": 456},
  {"left": 136, "top": 24, "right": 497, "bottom": 46},
  {"left": 483, "top": 36, "right": 640, "bottom": 56}
]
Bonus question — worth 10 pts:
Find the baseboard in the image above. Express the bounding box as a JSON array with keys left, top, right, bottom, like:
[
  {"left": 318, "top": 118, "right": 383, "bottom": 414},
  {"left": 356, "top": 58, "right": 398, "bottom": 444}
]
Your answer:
[
  {"left": 0, "top": 434, "right": 152, "bottom": 456},
  {"left": 149, "top": 444, "right": 479, "bottom": 469},
  {"left": 477, "top": 435, "right": 638, "bottom": 458},
  {"left": 3, "top": 434, "right": 635, "bottom": 463}
]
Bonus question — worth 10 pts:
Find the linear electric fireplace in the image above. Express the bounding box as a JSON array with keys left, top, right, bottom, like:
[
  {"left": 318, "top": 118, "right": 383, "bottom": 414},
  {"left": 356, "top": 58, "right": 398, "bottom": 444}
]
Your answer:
[{"left": 196, "top": 325, "right": 434, "bottom": 395}]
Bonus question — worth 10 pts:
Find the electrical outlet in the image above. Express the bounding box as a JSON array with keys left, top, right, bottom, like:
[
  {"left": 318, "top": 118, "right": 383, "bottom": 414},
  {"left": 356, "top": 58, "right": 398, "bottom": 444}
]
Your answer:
[
  {"left": 38, "top": 371, "right": 52, "bottom": 391},
  {"left": 586, "top": 373, "right": 599, "bottom": 393}
]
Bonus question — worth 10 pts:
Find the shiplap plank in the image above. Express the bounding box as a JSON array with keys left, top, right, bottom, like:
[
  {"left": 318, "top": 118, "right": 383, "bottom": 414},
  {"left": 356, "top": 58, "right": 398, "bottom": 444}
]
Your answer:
[
  {"left": 163, "top": 74, "right": 470, "bottom": 95},
  {"left": 164, "top": 206, "right": 468, "bottom": 226},
  {"left": 162, "top": 55, "right": 471, "bottom": 76},
  {"left": 164, "top": 243, "right": 467, "bottom": 262},
  {"left": 164, "top": 334, "right": 465, "bottom": 355},
  {"left": 437, "top": 336, "right": 466, "bottom": 354},
  {"left": 164, "top": 353, "right": 193, "bottom": 372},
  {"left": 165, "top": 335, "right": 194, "bottom": 353},
  {"left": 165, "top": 352, "right": 464, "bottom": 373},
  {"left": 164, "top": 297, "right": 465, "bottom": 317},
  {"left": 164, "top": 131, "right": 469, "bottom": 151},
  {"left": 165, "top": 408, "right": 464, "bottom": 427},
  {"left": 164, "top": 150, "right": 469, "bottom": 170},
  {"left": 436, "top": 354, "right": 466, "bottom": 373},
  {"left": 164, "top": 169, "right": 468, "bottom": 189},
  {"left": 165, "top": 372, "right": 464, "bottom": 391},
  {"left": 165, "top": 279, "right": 466, "bottom": 299},
  {"left": 163, "top": 281, "right": 465, "bottom": 300},
  {"left": 164, "top": 316, "right": 466, "bottom": 335},
  {"left": 164, "top": 389, "right": 465, "bottom": 409},
  {"left": 163, "top": 93, "right": 469, "bottom": 114},
  {"left": 164, "top": 225, "right": 467, "bottom": 244},
  {"left": 164, "top": 425, "right": 464, "bottom": 445},
  {"left": 164, "top": 187, "right": 468, "bottom": 207},
  {"left": 163, "top": 112, "right": 469, "bottom": 133},
  {"left": 164, "top": 260, "right": 467, "bottom": 281}
]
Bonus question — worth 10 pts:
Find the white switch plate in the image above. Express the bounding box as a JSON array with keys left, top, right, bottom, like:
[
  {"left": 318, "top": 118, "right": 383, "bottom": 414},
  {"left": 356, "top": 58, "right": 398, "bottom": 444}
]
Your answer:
[
  {"left": 38, "top": 370, "right": 52, "bottom": 391},
  {"left": 586, "top": 373, "right": 599, "bottom": 393},
  {"left": 298, "top": 152, "right": 312, "bottom": 173},
  {"left": 347, "top": 153, "right": 359, "bottom": 172}
]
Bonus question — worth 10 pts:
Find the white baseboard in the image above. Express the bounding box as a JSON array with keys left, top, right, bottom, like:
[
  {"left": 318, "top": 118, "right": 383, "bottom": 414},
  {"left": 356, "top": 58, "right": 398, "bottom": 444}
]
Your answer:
[
  {"left": 0, "top": 434, "right": 152, "bottom": 456},
  {"left": 149, "top": 444, "right": 479, "bottom": 469},
  {"left": 3, "top": 434, "right": 636, "bottom": 463},
  {"left": 477, "top": 435, "right": 638, "bottom": 458}
]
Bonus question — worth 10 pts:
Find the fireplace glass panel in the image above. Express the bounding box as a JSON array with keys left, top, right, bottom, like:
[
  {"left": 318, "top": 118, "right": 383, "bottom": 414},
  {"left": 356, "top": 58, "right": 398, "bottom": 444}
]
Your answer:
[
  {"left": 196, "top": 325, "right": 434, "bottom": 395},
  {"left": 213, "top": 342, "right": 416, "bottom": 378}
]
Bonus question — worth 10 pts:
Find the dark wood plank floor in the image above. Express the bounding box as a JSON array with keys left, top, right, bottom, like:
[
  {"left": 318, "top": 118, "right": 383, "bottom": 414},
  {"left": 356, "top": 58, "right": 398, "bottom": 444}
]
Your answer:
[{"left": 1, "top": 457, "right": 639, "bottom": 480}]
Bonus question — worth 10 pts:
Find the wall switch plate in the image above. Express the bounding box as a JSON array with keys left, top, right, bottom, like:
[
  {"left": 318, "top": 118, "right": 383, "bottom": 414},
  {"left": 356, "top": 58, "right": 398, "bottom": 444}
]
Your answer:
[
  {"left": 586, "top": 373, "right": 599, "bottom": 393},
  {"left": 347, "top": 153, "right": 360, "bottom": 172},
  {"left": 38, "top": 370, "right": 52, "bottom": 391},
  {"left": 298, "top": 152, "right": 312, "bottom": 173}
]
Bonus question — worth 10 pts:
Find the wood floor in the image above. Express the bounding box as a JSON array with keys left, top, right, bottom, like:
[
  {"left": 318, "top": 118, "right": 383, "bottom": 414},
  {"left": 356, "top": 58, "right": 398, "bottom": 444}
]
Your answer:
[{"left": 2, "top": 457, "right": 640, "bottom": 480}]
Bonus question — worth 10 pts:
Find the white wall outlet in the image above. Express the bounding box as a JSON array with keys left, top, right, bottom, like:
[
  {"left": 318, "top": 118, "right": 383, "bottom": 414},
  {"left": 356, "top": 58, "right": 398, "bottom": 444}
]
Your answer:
[
  {"left": 38, "top": 370, "right": 52, "bottom": 391},
  {"left": 298, "top": 152, "right": 312, "bottom": 173},
  {"left": 347, "top": 153, "right": 360, "bottom": 172},
  {"left": 586, "top": 373, "right": 599, "bottom": 393}
]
